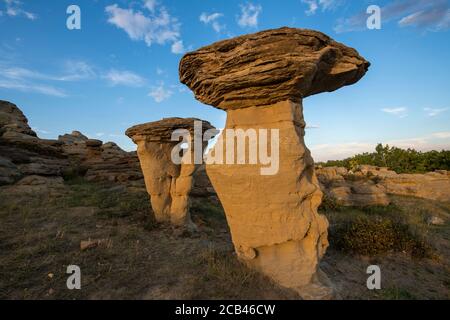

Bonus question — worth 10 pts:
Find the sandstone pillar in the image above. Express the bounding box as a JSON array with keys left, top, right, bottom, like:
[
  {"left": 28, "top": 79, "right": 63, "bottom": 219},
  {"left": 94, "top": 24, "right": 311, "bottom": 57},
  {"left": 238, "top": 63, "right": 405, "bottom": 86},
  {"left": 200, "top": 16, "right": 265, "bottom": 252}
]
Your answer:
[
  {"left": 126, "top": 118, "right": 215, "bottom": 227},
  {"left": 179, "top": 27, "right": 370, "bottom": 299}
]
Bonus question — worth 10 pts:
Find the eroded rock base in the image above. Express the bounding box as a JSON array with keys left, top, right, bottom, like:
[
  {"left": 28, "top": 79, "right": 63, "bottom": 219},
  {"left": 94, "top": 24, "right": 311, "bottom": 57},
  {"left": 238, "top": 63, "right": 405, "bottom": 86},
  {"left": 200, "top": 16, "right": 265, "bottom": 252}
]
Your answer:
[
  {"left": 206, "top": 100, "right": 334, "bottom": 299},
  {"left": 135, "top": 141, "right": 196, "bottom": 227}
]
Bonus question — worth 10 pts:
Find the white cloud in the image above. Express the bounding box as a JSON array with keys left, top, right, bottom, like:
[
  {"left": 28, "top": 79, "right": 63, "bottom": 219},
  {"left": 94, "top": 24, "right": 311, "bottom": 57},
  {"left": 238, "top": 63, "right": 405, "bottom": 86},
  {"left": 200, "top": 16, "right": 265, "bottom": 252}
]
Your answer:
[
  {"left": 171, "top": 40, "right": 185, "bottom": 54},
  {"left": 143, "top": 0, "right": 157, "bottom": 12},
  {"left": 310, "top": 142, "right": 374, "bottom": 162},
  {"left": 103, "top": 69, "right": 146, "bottom": 87},
  {"left": 237, "top": 3, "right": 262, "bottom": 28},
  {"left": 156, "top": 67, "right": 164, "bottom": 75},
  {"left": 335, "top": 0, "right": 450, "bottom": 33},
  {"left": 0, "top": 79, "right": 67, "bottom": 97},
  {"left": 32, "top": 127, "right": 51, "bottom": 135},
  {"left": 148, "top": 82, "right": 173, "bottom": 102},
  {"left": 306, "top": 124, "right": 320, "bottom": 129},
  {"left": 200, "top": 12, "right": 226, "bottom": 33},
  {"left": 1, "top": 60, "right": 96, "bottom": 82},
  {"left": 398, "top": 5, "right": 450, "bottom": 31},
  {"left": 2, "top": 0, "right": 37, "bottom": 20},
  {"left": 105, "top": 1, "right": 184, "bottom": 54},
  {"left": 302, "top": 1, "right": 319, "bottom": 15},
  {"left": 381, "top": 107, "right": 408, "bottom": 118},
  {"left": 424, "top": 107, "right": 448, "bottom": 117},
  {"left": 302, "top": 0, "right": 339, "bottom": 16},
  {"left": 431, "top": 131, "right": 450, "bottom": 139},
  {"left": 58, "top": 60, "right": 96, "bottom": 81},
  {"left": 0, "top": 62, "right": 62, "bottom": 97}
]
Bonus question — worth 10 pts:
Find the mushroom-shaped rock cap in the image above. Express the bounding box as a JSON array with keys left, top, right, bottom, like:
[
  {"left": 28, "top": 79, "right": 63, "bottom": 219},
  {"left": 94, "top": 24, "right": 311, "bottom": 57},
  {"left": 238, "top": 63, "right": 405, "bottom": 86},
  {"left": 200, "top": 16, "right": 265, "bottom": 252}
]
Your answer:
[
  {"left": 125, "top": 117, "right": 215, "bottom": 143},
  {"left": 179, "top": 27, "right": 370, "bottom": 110}
]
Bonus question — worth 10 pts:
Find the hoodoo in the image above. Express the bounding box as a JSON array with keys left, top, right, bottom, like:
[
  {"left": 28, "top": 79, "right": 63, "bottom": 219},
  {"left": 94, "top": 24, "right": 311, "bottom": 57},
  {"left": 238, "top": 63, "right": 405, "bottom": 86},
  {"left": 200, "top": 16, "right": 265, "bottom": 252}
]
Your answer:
[
  {"left": 126, "top": 118, "right": 215, "bottom": 228},
  {"left": 179, "top": 27, "right": 370, "bottom": 299}
]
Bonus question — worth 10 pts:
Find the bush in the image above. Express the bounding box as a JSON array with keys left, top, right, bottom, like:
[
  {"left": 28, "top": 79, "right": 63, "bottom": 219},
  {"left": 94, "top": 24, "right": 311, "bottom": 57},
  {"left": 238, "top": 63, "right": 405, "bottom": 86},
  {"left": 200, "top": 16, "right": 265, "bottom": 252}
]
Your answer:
[
  {"left": 319, "top": 193, "right": 342, "bottom": 212},
  {"left": 330, "top": 215, "right": 431, "bottom": 258},
  {"left": 318, "top": 143, "right": 450, "bottom": 174}
]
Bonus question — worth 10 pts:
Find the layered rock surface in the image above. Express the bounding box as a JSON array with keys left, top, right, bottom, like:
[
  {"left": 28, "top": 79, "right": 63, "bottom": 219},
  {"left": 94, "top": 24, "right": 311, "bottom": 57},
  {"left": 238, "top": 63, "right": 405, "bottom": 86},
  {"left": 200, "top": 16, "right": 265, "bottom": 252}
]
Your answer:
[
  {"left": 126, "top": 118, "right": 215, "bottom": 227},
  {"left": 180, "top": 27, "right": 369, "bottom": 110},
  {"left": 0, "top": 100, "right": 143, "bottom": 190},
  {"left": 354, "top": 165, "right": 450, "bottom": 202},
  {"left": 316, "top": 166, "right": 390, "bottom": 206},
  {"left": 0, "top": 100, "right": 68, "bottom": 185},
  {"left": 179, "top": 27, "right": 370, "bottom": 299},
  {"left": 316, "top": 165, "right": 450, "bottom": 205}
]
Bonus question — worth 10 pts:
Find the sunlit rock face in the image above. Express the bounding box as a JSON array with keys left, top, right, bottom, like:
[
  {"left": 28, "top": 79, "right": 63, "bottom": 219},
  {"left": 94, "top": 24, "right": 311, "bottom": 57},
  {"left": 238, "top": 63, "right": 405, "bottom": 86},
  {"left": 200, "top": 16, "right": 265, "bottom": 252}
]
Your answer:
[
  {"left": 126, "top": 118, "right": 215, "bottom": 228},
  {"left": 179, "top": 27, "right": 369, "bottom": 299}
]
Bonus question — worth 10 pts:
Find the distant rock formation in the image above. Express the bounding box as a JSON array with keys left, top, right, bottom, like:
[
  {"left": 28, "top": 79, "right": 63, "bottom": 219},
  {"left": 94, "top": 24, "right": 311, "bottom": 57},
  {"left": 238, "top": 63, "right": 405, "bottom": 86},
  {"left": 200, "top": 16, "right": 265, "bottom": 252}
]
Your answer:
[
  {"left": 316, "top": 166, "right": 390, "bottom": 206},
  {"left": 0, "top": 100, "right": 143, "bottom": 191},
  {"left": 58, "top": 131, "right": 143, "bottom": 189},
  {"left": 354, "top": 165, "right": 450, "bottom": 202},
  {"left": 316, "top": 165, "right": 450, "bottom": 204},
  {"left": 126, "top": 118, "right": 216, "bottom": 227},
  {"left": 179, "top": 27, "right": 370, "bottom": 299},
  {"left": 0, "top": 100, "right": 69, "bottom": 186}
]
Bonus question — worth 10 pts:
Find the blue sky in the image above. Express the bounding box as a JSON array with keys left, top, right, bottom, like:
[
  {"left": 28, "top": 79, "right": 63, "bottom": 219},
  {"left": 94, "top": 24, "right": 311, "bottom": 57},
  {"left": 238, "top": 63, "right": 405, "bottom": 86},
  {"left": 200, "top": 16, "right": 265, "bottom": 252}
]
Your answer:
[{"left": 0, "top": 0, "right": 449, "bottom": 161}]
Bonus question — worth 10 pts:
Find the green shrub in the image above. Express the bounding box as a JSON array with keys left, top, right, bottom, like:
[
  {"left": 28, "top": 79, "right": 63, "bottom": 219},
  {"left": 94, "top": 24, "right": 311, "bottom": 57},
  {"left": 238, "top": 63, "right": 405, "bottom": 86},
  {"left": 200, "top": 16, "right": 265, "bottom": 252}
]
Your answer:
[
  {"left": 319, "top": 194, "right": 342, "bottom": 212},
  {"left": 330, "top": 215, "right": 432, "bottom": 258},
  {"left": 318, "top": 143, "right": 450, "bottom": 174}
]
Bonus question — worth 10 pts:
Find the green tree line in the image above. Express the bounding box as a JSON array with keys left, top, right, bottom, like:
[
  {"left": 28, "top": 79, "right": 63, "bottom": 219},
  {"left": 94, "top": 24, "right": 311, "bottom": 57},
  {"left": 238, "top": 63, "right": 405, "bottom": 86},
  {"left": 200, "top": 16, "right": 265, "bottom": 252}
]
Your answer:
[{"left": 319, "top": 144, "right": 450, "bottom": 174}]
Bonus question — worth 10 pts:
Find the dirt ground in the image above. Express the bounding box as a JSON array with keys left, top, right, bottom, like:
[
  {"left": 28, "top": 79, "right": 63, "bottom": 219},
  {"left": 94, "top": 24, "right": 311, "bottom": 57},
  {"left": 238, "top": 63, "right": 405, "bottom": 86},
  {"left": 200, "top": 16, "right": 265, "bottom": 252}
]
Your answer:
[{"left": 0, "top": 179, "right": 449, "bottom": 300}]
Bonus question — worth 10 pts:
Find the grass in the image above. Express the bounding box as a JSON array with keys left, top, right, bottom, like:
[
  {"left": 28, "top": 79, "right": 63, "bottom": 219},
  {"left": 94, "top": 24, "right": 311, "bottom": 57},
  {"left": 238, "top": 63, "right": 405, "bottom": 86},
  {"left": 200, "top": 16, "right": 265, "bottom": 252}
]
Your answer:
[
  {"left": 330, "top": 215, "right": 431, "bottom": 257},
  {"left": 0, "top": 178, "right": 294, "bottom": 300},
  {"left": 322, "top": 201, "right": 436, "bottom": 258},
  {"left": 1, "top": 178, "right": 449, "bottom": 299},
  {"left": 378, "top": 287, "right": 417, "bottom": 300}
]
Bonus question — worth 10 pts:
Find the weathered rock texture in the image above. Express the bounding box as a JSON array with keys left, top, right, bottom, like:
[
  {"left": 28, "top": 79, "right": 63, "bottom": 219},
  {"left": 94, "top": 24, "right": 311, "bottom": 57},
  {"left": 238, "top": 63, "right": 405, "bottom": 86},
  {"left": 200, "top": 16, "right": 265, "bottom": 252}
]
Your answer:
[
  {"left": 0, "top": 100, "right": 69, "bottom": 186},
  {"left": 179, "top": 27, "right": 370, "bottom": 299},
  {"left": 316, "top": 166, "right": 390, "bottom": 207},
  {"left": 317, "top": 165, "right": 450, "bottom": 205},
  {"left": 126, "top": 118, "right": 215, "bottom": 227},
  {"left": 353, "top": 165, "right": 450, "bottom": 202},
  {"left": 0, "top": 100, "right": 144, "bottom": 191},
  {"left": 180, "top": 27, "right": 369, "bottom": 110},
  {"left": 59, "top": 131, "right": 143, "bottom": 189}
]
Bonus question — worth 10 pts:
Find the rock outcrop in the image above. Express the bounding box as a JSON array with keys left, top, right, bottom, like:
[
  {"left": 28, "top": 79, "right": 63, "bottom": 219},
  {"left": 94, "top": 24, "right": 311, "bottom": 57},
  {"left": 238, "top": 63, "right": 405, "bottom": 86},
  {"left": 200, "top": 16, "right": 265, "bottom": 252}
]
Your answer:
[
  {"left": 317, "top": 165, "right": 450, "bottom": 205},
  {"left": 126, "top": 118, "right": 216, "bottom": 227},
  {"left": 354, "top": 165, "right": 450, "bottom": 202},
  {"left": 316, "top": 166, "right": 390, "bottom": 207},
  {"left": 0, "top": 100, "right": 69, "bottom": 185},
  {"left": 0, "top": 100, "right": 144, "bottom": 191},
  {"left": 179, "top": 27, "right": 370, "bottom": 299},
  {"left": 180, "top": 27, "right": 369, "bottom": 110},
  {"left": 58, "top": 131, "right": 143, "bottom": 189}
]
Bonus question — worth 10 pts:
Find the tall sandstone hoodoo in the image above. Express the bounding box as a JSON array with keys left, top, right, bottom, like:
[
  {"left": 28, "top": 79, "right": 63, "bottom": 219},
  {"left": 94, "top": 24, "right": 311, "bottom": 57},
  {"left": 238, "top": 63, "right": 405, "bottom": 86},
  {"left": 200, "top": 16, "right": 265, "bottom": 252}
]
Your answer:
[
  {"left": 179, "top": 27, "right": 370, "bottom": 299},
  {"left": 126, "top": 118, "right": 215, "bottom": 228}
]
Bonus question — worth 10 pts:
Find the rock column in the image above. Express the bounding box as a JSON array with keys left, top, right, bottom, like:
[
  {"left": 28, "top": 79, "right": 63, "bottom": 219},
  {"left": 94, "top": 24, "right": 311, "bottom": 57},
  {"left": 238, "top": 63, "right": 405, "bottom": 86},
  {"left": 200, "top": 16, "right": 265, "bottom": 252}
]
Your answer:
[
  {"left": 179, "top": 27, "right": 370, "bottom": 299},
  {"left": 126, "top": 118, "right": 215, "bottom": 227}
]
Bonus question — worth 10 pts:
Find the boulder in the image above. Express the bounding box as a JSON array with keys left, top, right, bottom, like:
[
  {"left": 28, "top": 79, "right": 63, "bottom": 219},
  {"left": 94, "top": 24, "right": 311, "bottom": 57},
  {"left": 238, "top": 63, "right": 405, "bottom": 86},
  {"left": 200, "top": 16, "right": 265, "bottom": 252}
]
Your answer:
[
  {"left": 4, "top": 175, "right": 68, "bottom": 196},
  {"left": 0, "top": 100, "right": 144, "bottom": 189},
  {"left": 316, "top": 166, "right": 390, "bottom": 207},
  {"left": 180, "top": 27, "right": 369, "bottom": 110},
  {"left": 126, "top": 118, "right": 216, "bottom": 227},
  {"left": 352, "top": 165, "right": 450, "bottom": 202},
  {"left": 0, "top": 100, "right": 69, "bottom": 182},
  {"left": 179, "top": 27, "right": 370, "bottom": 299}
]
